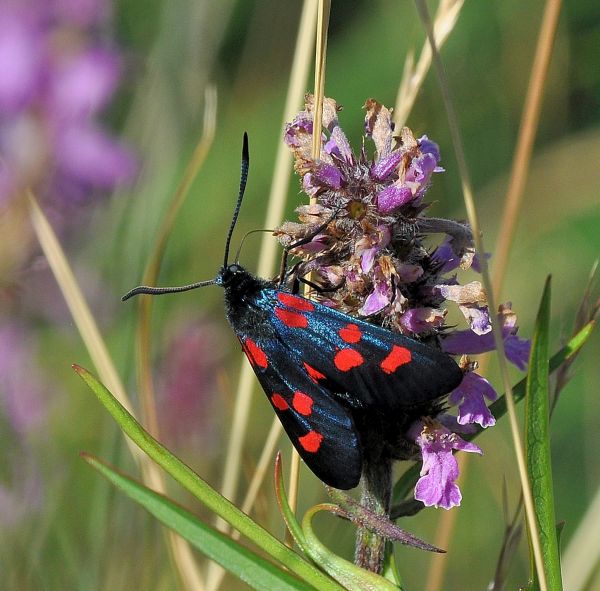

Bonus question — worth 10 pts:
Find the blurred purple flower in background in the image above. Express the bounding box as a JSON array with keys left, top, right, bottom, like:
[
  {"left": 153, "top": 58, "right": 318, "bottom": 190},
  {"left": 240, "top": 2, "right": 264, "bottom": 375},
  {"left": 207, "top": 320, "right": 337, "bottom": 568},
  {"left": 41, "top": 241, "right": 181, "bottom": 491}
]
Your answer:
[
  {"left": 0, "top": 322, "right": 48, "bottom": 434},
  {"left": 0, "top": 0, "right": 136, "bottom": 206},
  {"left": 0, "top": 322, "right": 49, "bottom": 526},
  {"left": 158, "top": 318, "right": 227, "bottom": 454},
  {"left": 0, "top": 0, "right": 136, "bottom": 526}
]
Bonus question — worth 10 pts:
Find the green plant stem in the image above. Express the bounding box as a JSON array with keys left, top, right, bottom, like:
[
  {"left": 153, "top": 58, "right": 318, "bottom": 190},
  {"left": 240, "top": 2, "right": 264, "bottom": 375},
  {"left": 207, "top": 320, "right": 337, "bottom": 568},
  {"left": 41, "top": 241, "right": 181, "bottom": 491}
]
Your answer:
[{"left": 354, "top": 456, "right": 392, "bottom": 574}]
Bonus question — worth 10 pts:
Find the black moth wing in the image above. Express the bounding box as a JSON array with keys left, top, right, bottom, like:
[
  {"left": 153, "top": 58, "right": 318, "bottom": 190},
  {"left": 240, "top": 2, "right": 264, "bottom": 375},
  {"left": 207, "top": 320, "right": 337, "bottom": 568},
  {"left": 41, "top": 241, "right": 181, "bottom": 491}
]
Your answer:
[
  {"left": 238, "top": 329, "right": 363, "bottom": 490},
  {"left": 265, "top": 289, "right": 464, "bottom": 416}
]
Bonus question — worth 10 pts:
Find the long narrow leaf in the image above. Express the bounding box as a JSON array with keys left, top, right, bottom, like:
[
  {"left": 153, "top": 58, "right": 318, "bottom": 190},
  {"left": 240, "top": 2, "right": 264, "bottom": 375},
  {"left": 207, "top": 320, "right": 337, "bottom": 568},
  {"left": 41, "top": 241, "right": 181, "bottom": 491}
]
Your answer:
[
  {"left": 73, "top": 365, "right": 344, "bottom": 591},
  {"left": 525, "top": 278, "right": 562, "bottom": 591},
  {"left": 83, "top": 454, "right": 312, "bottom": 591}
]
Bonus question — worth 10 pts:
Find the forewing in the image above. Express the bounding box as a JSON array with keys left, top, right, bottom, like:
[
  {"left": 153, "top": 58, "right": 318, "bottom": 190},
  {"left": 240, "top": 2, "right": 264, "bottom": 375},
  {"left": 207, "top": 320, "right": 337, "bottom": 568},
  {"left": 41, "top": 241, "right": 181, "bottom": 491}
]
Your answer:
[
  {"left": 266, "top": 289, "right": 464, "bottom": 413},
  {"left": 239, "top": 334, "right": 362, "bottom": 490}
]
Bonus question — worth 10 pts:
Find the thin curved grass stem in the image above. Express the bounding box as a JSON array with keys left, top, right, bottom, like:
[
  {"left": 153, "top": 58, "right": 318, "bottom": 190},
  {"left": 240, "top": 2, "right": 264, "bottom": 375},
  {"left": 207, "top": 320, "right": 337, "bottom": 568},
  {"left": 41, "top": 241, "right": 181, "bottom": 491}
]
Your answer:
[
  {"left": 414, "top": 1, "right": 548, "bottom": 590},
  {"left": 285, "top": 0, "right": 330, "bottom": 541}
]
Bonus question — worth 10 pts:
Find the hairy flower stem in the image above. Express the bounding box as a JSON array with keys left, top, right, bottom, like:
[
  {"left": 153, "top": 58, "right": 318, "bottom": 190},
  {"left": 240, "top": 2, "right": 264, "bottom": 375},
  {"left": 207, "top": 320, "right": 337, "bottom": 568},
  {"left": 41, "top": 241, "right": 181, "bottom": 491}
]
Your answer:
[{"left": 354, "top": 455, "right": 392, "bottom": 573}]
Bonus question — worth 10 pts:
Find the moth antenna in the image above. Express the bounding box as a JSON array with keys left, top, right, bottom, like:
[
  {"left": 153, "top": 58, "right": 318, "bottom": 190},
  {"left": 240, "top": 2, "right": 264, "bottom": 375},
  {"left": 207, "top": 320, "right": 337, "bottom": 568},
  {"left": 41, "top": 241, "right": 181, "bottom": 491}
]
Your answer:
[
  {"left": 234, "top": 229, "right": 274, "bottom": 264},
  {"left": 223, "top": 132, "right": 250, "bottom": 267},
  {"left": 121, "top": 279, "right": 217, "bottom": 301}
]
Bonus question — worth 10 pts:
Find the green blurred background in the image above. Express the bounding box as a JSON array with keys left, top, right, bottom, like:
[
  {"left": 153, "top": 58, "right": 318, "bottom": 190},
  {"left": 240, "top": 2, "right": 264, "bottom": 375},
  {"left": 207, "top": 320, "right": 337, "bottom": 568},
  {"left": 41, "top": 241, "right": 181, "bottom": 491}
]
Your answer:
[{"left": 3, "top": 1, "right": 599, "bottom": 589}]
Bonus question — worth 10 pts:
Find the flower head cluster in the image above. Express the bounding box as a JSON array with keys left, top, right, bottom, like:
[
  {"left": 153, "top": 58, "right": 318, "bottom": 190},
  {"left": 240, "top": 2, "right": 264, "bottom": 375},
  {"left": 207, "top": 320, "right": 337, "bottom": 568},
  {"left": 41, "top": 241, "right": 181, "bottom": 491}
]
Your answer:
[
  {"left": 0, "top": 0, "right": 135, "bottom": 206},
  {"left": 279, "top": 96, "right": 530, "bottom": 509}
]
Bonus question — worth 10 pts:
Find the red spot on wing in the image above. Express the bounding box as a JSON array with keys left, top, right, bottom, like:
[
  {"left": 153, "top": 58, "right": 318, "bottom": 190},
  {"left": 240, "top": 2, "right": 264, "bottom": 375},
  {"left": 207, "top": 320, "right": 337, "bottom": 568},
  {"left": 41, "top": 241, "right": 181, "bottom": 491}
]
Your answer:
[
  {"left": 271, "top": 393, "right": 289, "bottom": 411},
  {"left": 292, "top": 391, "right": 313, "bottom": 416},
  {"left": 334, "top": 348, "right": 364, "bottom": 371},
  {"left": 338, "top": 323, "right": 362, "bottom": 343},
  {"left": 277, "top": 292, "right": 315, "bottom": 311},
  {"left": 380, "top": 345, "right": 412, "bottom": 374},
  {"left": 244, "top": 338, "right": 268, "bottom": 368},
  {"left": 298, "top": 430, "right": 323, "bottom": 453},
  {"left": 304, "top": 362, "right": 326, "bottom": 383},
  {"left": 275, "top": 307, "right": 308, "bottom": 328}
]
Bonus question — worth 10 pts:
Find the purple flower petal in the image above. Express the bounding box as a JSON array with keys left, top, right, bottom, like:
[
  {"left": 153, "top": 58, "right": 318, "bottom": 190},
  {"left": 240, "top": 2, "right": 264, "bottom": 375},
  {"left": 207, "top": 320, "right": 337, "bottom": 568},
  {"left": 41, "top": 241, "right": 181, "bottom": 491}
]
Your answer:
[
  {"left": 504, "top": 334, "right": 531, "bottom": 371},
  {"left": 300, "top": 234, "right": 329, "bottom": 254},
  {"left": 442, "top": 304, "right": 531, "bottom": 370},
  {"left": 370, "top": 150, "right": 403, "bottom": 182},
  {"left": 326, "top": 125, "right": 353, "bottom": 164},
  {"left": 417, "top": 135, "right": 441, "bottom": 162},
  {"left": 448, "top": 372, "right": 497, "bottom": 427},
  {"left": 406, "top": 152, "right": 438, "bottom": 186},
  {"left": 459, "top": 304, "right": 492, "bottom": 335},
  {"left": 314, "top": 162, "right": 343, "bottom": 189},
  {"left": 359, "top": 281, "right": 390, "bottom": 316},
  {"left": 376, "top": 185, "right": 414, "bottom": 213},
  {"left": 361, "top": 247, "right": 377, "bottom": 274},
  {"left": 284, "top": 116, "right": 312, "bottom": 147},
  {"left": 411, "top": 421, "right": 482, "bottom": 510},
  {"left": 399, "top": 307, "right": 445, "bottom": 334}
]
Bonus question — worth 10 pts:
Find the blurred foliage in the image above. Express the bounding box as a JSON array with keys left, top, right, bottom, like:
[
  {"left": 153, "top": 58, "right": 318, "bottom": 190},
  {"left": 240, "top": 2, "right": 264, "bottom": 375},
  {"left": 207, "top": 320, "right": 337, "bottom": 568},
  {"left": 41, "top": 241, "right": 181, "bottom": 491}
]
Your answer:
[{"left": 2, "top": 1, "right": 599, "bottom": 590}]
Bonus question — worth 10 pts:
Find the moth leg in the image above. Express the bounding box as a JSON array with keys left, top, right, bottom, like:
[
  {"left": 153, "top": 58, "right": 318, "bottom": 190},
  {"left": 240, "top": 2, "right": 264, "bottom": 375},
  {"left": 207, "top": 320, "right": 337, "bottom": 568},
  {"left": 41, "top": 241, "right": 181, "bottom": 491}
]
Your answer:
[
  {"left": 297, "top": 275, "right": 345, "bottom": 294},
  {"left": 277, "top": 207, "right": 342, "bottom": 286}
]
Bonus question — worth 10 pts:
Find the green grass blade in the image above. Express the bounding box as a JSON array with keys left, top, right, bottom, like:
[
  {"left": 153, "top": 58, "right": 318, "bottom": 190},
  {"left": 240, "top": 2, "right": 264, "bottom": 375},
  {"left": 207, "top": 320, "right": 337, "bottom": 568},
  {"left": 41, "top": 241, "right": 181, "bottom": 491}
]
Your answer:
[
  {"left": 73, "top": 365, "right": 344, "bottom": 591},
  {"left": 525, "top": 277, "right": 562, "bottom": 591},
  {"left": 83, "top": 454, "right": 313, "bottom": 591}
]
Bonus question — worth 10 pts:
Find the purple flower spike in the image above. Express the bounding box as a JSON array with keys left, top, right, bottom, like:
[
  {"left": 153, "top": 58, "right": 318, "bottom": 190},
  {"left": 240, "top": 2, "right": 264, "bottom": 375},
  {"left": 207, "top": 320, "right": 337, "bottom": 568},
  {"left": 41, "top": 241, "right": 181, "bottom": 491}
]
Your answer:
[
  {"left": 410, "top": 421, "right": 482, "bottom": 510},
  {"left": 449, "top": 372, "right": 497, "bottom": 427}
]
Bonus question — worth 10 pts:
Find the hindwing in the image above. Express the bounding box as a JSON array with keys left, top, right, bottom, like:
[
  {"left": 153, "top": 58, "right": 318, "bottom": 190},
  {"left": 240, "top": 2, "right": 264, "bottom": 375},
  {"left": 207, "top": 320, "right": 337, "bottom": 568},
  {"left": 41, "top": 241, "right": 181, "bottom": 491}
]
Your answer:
[{"left": 239, "top": 333, "right": 363, "bottom": 490}]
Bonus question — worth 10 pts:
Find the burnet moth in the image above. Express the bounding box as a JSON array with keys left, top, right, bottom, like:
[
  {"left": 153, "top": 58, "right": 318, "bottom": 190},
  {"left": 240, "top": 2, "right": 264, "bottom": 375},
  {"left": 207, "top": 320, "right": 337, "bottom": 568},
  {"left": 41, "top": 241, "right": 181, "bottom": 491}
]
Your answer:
[{"left": 123, "top": 134, "right": 464, "bottom": 490}]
